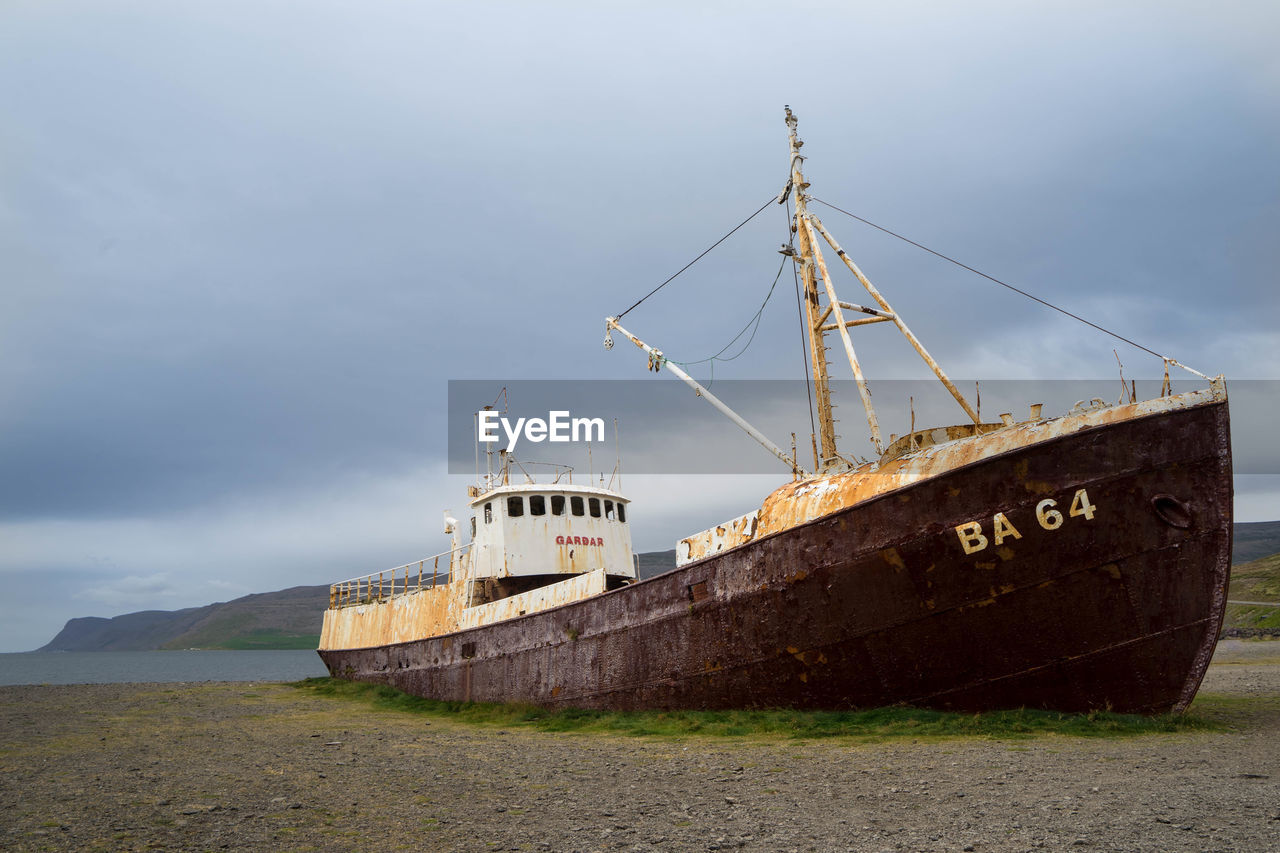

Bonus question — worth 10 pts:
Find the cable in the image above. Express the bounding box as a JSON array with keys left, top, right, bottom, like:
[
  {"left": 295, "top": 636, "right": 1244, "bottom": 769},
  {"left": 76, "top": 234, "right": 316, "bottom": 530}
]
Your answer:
[
  {"left": 615, "top": 197, "right": 776, "bottom": 320},
  {"left": 810, "top": 197, "right": 1167, "bottom": 360},
  {"left": 670, "top": 256, "right": 788, "bottom": 382}
]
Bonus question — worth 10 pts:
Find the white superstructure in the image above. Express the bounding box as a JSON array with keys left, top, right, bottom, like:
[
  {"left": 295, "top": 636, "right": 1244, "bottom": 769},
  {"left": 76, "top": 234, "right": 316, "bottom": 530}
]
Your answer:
[{"left": 468, "top": 482, "right": 636, "bottom": 581}]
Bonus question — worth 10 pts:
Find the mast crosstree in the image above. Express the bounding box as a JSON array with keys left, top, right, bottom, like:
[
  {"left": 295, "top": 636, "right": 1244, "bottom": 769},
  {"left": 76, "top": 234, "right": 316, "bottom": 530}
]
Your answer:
[
  {"left": 607, "top": 107, "right": 981, "bottom": 477},
  {"left": 785, "top": 105, "right": 980, "bottom": 469}
]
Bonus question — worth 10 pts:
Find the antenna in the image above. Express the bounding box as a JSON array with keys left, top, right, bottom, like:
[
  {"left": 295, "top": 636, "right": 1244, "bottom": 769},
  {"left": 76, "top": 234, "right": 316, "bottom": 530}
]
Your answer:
[
  {"left": 614, "top": 418, "right": 621, "bottom": 491},
  {"left": 483, "top": 405, "right": 495, "bottom": 489}
]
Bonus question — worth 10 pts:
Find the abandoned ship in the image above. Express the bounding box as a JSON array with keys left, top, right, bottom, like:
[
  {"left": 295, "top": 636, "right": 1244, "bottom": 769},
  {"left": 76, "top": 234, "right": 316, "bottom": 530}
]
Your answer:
[{"left": 318, "top": 108, "right": 1231, "bottom": 713}]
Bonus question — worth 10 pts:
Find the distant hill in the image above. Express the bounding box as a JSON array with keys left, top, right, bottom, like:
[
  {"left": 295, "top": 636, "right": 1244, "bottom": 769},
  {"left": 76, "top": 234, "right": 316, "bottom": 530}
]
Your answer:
[
  {"left": 638, "top": 549, "right": 677, "bottom": 579},
  {"left": 1232, "top": 520, "right": 1280, "bottom": 564},
  {"left": 38, "top": 550, "right": 681, "bottom": 652},
  {"left": 40, "top": 585, "right": 329, "bottom": 652}
]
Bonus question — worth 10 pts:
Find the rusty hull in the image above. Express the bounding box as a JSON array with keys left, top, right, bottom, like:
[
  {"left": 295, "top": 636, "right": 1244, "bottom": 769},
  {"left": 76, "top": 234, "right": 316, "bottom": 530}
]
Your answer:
[{"left": 319, "top": 397, "right": 1231, "bottom": 713}]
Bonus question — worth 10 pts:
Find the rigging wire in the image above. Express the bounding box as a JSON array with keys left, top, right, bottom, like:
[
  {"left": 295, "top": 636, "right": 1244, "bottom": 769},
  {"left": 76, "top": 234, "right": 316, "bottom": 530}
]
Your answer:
[
  {"left": 810, "top": 197, "right": 1166, "bottom": 360},
  {"left": 614, "top": 196, "right": 776, "bottom": 321},
  {"left": 669, "top": 254, "right": 788, "bottom": 384}
]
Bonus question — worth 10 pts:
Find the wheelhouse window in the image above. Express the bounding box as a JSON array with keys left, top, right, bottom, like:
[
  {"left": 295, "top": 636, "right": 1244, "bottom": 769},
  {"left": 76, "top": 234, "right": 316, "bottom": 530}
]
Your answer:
[
  {"left": 529, "top": 495, "right": 546, "bottom": 516},
  {"left": 551, "top": 495, "right": 565, "bottom": 516},
  {"left": 589, "top": 497, "right": 601, "bottom": 518},
  {"left": 617, "top": 502, "right": 626, "bottom": 523},
  {"left": 470, "top": 516, "right": 476, "bottom": 537},
  {"left": 604, "top": 500, "right": 615, "bottom": 520},
  {"left": 570, "top": 496, "right": 585, "bottom": 516},
  {"left": 484, "top": 503, "right": 492, "bottom": 523},
  {"left": 507, "top": 496, "right": 524, "bottom": 517}
]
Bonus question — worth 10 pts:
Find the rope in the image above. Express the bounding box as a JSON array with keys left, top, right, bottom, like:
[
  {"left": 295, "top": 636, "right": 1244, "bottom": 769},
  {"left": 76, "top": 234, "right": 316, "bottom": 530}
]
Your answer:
[
  {"left": 615, "top": 197, "right": 776, "bottom": 320},
  {"left": 810, "top": 197, "right": 1167, "bottom": 360},
  {"left": 670, "top": 255, "right": 788, "bottom": 380}
]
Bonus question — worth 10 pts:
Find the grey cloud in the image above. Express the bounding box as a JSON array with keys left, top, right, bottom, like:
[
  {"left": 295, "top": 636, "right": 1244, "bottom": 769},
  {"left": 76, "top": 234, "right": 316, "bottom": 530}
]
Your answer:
[{"left": 1, "top": 1, "right": 1277, "bottom": 649}]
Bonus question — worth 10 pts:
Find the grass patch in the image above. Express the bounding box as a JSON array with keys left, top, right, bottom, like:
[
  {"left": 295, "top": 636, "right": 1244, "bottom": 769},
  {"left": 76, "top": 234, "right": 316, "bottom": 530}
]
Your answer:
[
  {"left": 1225, "top": 604, "right": 1280, "bottom": 631},
  {"left": 1224, "top": 552, "right": 1280, "bottom": 632},
  {"left": 1187, "top": 691, "right": 1280, "bottom": 725},
  {"left": 289, "top": 677, "right": 1222, "bottom": 741},
  {"left": 213, "top": 631, "right": 321, "bottom": 650}
]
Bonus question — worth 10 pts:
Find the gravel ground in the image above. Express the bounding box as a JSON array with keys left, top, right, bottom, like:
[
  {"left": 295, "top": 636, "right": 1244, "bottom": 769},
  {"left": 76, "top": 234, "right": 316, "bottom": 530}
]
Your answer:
[{"left": 1, "top": 642, "right": 1277, "bottom": 853}]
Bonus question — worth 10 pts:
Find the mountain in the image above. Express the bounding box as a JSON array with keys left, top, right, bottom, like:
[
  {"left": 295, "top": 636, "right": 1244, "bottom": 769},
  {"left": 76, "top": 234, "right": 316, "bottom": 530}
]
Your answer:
[
  {"left": 638, "top": 549, "right": 677, "bottom": 579},
  {"left": 37, "top": 551, "right": 681, "bottom": 652},
  {"left": 1231, "top": 520, "right": 1280, "bottom": 564},
  {"left": 39, "top": 586, "right": 330, "bottom": 652}
]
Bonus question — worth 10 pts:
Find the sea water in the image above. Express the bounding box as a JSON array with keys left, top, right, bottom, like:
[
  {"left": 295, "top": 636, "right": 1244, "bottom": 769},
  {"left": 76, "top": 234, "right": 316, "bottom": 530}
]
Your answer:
[{"left": 0, "top": 649, "right": 329, "bottom": 686}]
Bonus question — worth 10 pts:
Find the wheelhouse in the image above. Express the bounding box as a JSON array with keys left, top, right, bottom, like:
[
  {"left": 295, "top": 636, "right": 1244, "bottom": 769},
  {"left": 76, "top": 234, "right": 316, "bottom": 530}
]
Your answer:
[{"left": 466, "top": 482, "right": 636, "bottom": 605}]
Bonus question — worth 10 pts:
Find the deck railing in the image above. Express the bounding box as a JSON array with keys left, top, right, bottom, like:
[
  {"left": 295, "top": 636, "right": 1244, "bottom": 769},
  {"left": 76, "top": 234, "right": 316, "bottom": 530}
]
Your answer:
[{"left": 329, "top": 543, "right": 471, "bottom": 609}]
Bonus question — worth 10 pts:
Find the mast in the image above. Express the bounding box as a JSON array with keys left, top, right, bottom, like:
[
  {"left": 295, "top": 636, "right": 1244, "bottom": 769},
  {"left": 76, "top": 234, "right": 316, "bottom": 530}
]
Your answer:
[
  {"left": 604, "top": 109, "right": 981, "bottom": 479},
  {"left": 786, "top": 107, "right": 980, "bottom": 465},
  {"left": 786, "top": 108, "right": 842, "bottom": 468}
]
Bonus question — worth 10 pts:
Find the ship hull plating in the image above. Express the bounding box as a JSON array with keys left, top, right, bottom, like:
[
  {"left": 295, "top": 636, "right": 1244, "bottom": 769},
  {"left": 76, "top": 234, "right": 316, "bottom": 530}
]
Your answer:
[{"left": 319, "top": 400, "right": 1231, "bottom": 713}]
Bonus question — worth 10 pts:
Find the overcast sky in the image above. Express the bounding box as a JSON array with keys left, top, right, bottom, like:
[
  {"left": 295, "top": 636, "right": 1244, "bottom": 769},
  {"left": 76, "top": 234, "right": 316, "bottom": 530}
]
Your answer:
[{"left": 2, "top": 1, "right": 1277, "bottom": 651}]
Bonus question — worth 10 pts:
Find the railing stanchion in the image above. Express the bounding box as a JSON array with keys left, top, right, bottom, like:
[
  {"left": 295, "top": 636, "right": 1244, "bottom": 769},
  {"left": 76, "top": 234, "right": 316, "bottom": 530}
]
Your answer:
[{"left": 327, "top": 544, "right": 469, "bottom": 609}]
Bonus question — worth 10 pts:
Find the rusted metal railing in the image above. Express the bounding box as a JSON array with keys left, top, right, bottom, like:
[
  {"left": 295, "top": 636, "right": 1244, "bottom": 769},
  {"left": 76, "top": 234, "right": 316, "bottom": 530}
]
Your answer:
[{"left": 328, "top": 543, "right": 471, "bottom": 609}]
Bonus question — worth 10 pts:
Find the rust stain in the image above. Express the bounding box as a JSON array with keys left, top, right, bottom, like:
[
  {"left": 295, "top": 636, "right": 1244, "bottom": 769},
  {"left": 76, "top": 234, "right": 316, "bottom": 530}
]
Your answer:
[
  {"left": 881, "top": 548, "right": 906, "bottom": 571},
  {"left": 674, "top": 386, "right": 1226, "bottom": 565},
  {"left": 790, "top": 649, "right": 827, "bottom": 666}
]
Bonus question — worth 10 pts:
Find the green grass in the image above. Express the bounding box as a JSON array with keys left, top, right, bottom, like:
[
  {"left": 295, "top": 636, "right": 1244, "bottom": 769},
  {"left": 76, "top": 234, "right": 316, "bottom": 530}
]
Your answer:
[
  {"left": 215, "top": 631, "right": 321, "bottom": 650},
  {"left": 1226, "top": 604, "right": 1280, "bottom": 630},
  {"left": 290, "top": 677, "right": 1221, "bottom": 741},
  {"left": 1230, "top": 552, "right": 1280, "bottom": 598},
  {"left": 1225, "top": 552, "right": 1280, "bottom": 631},
  {"left": 1221, "top": 551, "right": 1280, "bottom": 633},
  {"left": 1187, "top": 691, "right": 1280, "bottom": 719},
  {"left": 159, "top": 626, "right": 321, "bottom": 650}
]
